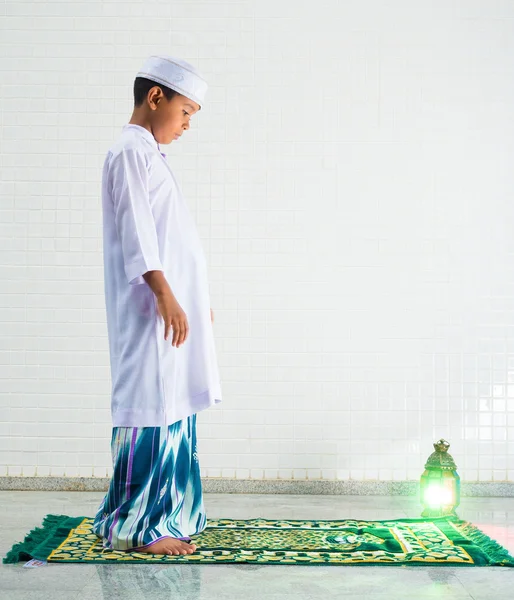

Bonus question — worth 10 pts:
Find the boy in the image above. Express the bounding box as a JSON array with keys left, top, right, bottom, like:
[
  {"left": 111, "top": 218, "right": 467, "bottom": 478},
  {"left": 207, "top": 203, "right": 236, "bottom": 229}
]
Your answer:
[{"left": 93, "top": 55, "right": 222, "bottom": 556}]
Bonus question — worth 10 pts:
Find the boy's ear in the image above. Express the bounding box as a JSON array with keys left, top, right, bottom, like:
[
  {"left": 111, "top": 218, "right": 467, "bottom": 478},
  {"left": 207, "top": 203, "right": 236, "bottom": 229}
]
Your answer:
[{"left": 147, "top": 87, "right": 163, "bottom": 109}]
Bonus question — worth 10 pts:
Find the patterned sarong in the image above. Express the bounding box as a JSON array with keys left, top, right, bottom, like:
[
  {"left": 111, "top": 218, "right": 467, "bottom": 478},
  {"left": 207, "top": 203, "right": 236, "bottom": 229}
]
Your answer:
[{"left": 92, "top": 414, "right": 206, "bottom": 551}]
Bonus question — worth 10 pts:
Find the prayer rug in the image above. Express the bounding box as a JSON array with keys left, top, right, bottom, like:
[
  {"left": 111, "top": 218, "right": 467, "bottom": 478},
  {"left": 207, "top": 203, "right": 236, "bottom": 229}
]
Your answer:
[{"left": 4, "top": 514, "right": 514, "bottom": 566}]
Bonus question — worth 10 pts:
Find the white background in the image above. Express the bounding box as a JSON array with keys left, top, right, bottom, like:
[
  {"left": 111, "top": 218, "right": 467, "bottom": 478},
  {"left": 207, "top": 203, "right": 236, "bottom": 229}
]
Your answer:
[{"left": 1, "top": 0, "right": 514, "bottom": 482}]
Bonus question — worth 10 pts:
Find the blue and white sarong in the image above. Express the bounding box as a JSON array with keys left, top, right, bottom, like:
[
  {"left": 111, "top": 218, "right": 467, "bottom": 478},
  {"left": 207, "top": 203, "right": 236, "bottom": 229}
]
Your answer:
[{"left": 93, "top": 414, "right": 206, "bottom": 551}]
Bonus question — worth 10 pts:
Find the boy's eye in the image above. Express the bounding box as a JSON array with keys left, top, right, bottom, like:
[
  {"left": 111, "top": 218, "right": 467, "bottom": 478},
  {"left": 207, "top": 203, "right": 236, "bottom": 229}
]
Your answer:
[{"left": 183, "top": 110, "right": 190, "bottom": 116}]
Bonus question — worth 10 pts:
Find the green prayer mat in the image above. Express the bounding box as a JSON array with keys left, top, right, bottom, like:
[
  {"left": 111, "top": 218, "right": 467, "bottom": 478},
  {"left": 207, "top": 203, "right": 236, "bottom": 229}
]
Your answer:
[{"left": 4, "top": 514, "right": 514, "bottom": 566}]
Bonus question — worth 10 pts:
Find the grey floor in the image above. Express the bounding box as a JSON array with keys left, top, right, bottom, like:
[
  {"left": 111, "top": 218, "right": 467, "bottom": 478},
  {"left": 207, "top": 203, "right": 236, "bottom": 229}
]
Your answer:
[{"left": 0, "top": 492, "right": 513, "bottom": 600}]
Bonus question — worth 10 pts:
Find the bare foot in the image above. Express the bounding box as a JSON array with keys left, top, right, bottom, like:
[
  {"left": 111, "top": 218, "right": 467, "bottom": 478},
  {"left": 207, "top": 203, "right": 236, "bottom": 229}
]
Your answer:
[{"left": 136, "top": 537, "right": 197, "bottom": 556}]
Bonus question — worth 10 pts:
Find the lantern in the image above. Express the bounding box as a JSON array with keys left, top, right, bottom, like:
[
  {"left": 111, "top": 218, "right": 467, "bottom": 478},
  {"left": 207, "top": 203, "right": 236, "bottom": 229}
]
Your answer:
[{"left": 420, "top": 439, "right": 460, "bottom": 518}]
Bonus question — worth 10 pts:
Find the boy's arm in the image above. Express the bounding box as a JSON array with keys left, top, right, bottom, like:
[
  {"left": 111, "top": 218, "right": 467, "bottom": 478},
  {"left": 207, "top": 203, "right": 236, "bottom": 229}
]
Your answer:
[
  {"left": 142, "top": 269, "right": 170, "bottom": 297},
  {"left": 110, "top": 149, "right": 188, "bottom": 346},
  {"left": 110, "top": 148, "right": 163, "bottom": 285}
]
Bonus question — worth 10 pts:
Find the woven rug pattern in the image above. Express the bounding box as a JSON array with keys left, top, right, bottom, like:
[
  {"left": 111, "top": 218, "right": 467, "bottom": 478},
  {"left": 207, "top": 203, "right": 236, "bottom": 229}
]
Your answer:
[{"left": 4, "top": 515, "right": 514, "bottom": 566}]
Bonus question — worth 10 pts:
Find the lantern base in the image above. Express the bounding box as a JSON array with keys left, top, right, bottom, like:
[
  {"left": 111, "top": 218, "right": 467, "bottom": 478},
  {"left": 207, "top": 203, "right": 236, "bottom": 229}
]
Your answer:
[{"left": 421, "top": 507, "right": 458, "bottom": 519}]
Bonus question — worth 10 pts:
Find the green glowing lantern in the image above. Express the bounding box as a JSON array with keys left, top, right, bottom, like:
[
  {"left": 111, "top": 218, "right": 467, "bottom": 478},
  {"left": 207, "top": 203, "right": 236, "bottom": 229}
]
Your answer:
[{"left": 420, "top": 439, "right": 460, "bottom": 518}]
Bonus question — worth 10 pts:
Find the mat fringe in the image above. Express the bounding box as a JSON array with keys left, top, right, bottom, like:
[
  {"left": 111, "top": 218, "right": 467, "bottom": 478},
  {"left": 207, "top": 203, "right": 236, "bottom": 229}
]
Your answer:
[
  {"left": 3, "top": 514, "right": 85, "bottom": 564},
  {"left": 454, "top": 520, "right": 514, "bottom": 567}
]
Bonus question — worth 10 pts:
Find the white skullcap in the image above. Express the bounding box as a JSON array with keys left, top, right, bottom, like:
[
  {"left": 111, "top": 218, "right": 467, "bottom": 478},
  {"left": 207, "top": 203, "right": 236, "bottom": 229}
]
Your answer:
[{"left": 136, "top": 55, "right": 208, "bottom": 108}]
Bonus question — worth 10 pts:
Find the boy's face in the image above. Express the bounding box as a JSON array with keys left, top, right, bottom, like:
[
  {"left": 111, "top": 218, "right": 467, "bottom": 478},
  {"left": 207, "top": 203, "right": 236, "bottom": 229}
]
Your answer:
[{"left": 150, "top": 89, "right": 201, "bottom": 145}]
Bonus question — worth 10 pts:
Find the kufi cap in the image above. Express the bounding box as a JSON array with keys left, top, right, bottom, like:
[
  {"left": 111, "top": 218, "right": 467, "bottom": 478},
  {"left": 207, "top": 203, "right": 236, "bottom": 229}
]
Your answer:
[{"left": 137, "top": 55, "right": 207, "bottom": 108}]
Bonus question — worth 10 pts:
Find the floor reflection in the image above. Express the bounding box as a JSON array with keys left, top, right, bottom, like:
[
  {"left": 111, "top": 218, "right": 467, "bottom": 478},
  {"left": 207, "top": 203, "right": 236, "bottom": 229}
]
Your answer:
[{"left": 94, "top": 563, "right": 202, "bottom": 599}]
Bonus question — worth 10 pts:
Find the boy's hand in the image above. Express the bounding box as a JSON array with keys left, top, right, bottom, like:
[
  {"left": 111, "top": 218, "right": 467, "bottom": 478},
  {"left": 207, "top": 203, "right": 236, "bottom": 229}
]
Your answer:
[
  {"left": 210, "top": 308, "right": 214, "bottom": 323},
  {"left": 142, "top": 271, "right": 188, "bottom": 347},
  {"left": 156, "top": 290, "right": 189, "bottom": 347}
]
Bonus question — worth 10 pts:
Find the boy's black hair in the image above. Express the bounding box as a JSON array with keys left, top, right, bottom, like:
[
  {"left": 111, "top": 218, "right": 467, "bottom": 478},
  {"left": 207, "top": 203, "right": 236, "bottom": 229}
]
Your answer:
[{"left": 133, "top": 77, "right": 178, "bottom": 106}]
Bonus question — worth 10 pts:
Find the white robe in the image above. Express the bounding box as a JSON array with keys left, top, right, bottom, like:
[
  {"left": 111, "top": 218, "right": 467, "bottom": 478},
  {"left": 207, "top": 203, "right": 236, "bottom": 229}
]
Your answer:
[{"left": 102, "top": 124, "right": 222, "bottom": 427}]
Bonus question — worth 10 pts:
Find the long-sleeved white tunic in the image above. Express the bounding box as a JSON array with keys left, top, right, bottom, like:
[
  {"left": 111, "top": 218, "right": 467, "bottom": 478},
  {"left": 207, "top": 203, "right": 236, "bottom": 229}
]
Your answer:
[{"left": 102, "top": 124, "right": 222, "bottom": 427}]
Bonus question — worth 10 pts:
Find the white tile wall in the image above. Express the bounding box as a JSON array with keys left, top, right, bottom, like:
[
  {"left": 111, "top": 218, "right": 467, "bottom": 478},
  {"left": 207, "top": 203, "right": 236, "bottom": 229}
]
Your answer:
[{"left": 1, "top": 1, "right": 514, "bottom": 482}]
